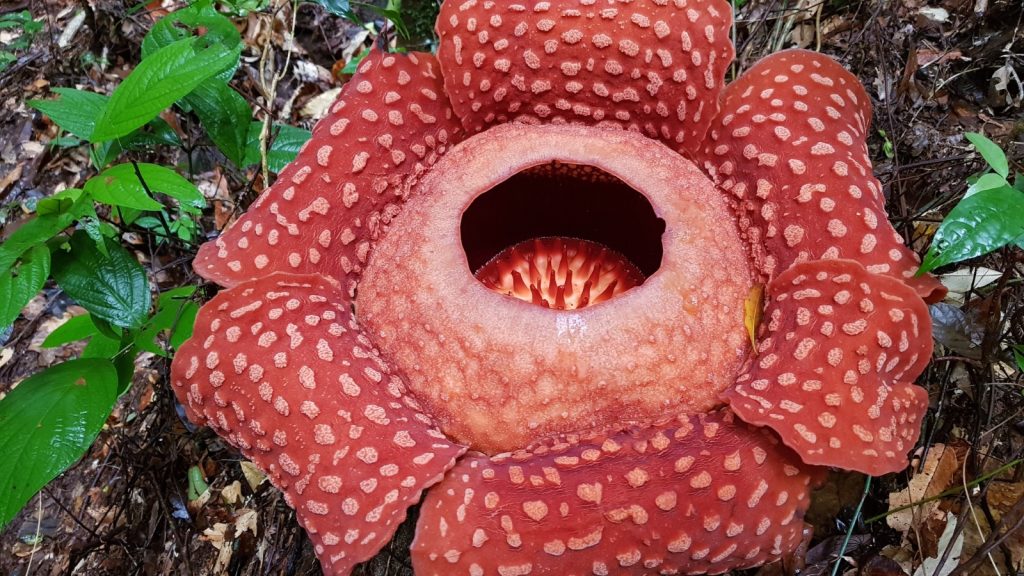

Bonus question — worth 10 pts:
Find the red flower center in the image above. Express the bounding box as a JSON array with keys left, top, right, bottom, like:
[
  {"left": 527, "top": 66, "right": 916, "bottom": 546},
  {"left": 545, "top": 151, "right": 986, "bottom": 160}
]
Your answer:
[{"left": 476, "top": 237, "right": 643, "bottom": 310}]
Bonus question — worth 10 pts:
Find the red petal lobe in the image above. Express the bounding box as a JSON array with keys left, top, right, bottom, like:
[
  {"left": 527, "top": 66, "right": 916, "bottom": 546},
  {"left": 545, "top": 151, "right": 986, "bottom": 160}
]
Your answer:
[
  {"left": 193, "top": 50, "right": 464, "bottom": 295},
  {"left": 696, "top": 49, "right": 945, "bottom": 302},
  {"left": 170, "top": 274, "right": 466, "bottom": 575},
  {"left": 437, "top": 0, "right": 734, "bottom": 148},
  {"left": 725, "top": 259, "right": 932, "bottom": 475},
  {"left": 411, "top": 411, "right": 823, "bottom": 575}
]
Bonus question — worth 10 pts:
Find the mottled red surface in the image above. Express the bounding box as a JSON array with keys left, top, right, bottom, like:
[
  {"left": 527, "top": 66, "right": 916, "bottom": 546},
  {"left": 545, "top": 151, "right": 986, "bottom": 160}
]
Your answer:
[
  {"left": 169, "top": 1, "right": 940, "bottom": 574},
  {"left": 192, "top": 50, "right": 463, "bottom": 296},
  {"left": 173, "top": 274, "right": 465, "bottom": 574},
  {"left": 412, "top": 411, "right": 825, "bottom": 576},
  {"left": 436, "top": 0, "right": 733, "bottom": 148},
  {"left": 695, "top": 50, "right": 946, "bottom": 302},
  {"left": 357, "top": 123, "right": 753, "bottom": 452},
  {"left": 725, "top": 259, "right": 932, "bottom": 475}
]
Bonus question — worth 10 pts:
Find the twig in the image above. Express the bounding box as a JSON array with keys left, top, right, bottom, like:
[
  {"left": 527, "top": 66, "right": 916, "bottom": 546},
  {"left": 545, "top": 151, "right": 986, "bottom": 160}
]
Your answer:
[{"left": 830, "top": 475, "right": 871, "bottom": 576}]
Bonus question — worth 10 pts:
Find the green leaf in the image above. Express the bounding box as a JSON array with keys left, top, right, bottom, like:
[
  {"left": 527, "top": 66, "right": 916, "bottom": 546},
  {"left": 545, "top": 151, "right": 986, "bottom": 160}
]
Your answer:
[
  {"left": 36, "top": 187, "right": 85, "bottom": 217},
  {"left": 1013, "top": 345, "right": 1024, "bottom": 372},
  {"left": 965, "top": 132, "right": 1009, "bottom": 179},
  {"left": 185, "top": 80, "right": 251, "bottom": 166},
  {"left": 0, "top": 359, "right": 118, "bottom": 529},
  {"left": 85, "top": 164, "right": 162, "bottom": 211},
  {"left": 83, "top": 332, "right": 121, "bottom": 360},
  {"left": 85, "top": 163, "right": 203, "bottom": 213},
  {"left": 965, "top": 172, "right": 1008, "bottom": 198},
  {"left": 27, "top": 88, "right": 108, "bottom": 141},
  {"left": 0, "top": 190, "right": 88, "bottom": 275},
  {"left": 42, "top": 314, "right": 100, "bottom": 348},
  {"left": 51, "top": 231, "right": 151, "bottom": 329},
  {"left": 0, "top": 245, "right": 50, "bottom": 327},
  {"left": 142, "top": 0, "right": 241, "bottom": 59},
  {"left": 91, "top": 37, "right": 239, "bottom": 142},
  {"left": 187, "top": 465, "right": 210, "bottom": 501},
  {"left": 243, "top": 121, "right": 312, "bottom": 172},
  {"left": 919, "top": 186, "right": 1024, "bottom": 274},
  {"left": 134, "top": 286, "right": 199, "bottom": 357}
]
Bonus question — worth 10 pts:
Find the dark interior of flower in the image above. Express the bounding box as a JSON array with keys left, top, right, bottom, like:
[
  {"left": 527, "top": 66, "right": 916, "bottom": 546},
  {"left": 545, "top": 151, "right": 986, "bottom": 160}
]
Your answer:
[{"left": 461, "top": 162, "right": 665, "bottom": 309}]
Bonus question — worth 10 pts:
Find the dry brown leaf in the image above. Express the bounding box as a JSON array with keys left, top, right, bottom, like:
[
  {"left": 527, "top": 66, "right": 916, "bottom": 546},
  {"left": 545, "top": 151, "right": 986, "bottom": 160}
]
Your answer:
[
  {"left": 888, "top": 444, "right": 959, "bottom": 534},
  {"left": 221, "top": 481, "right": 243, "bottom": 505},
  {"left": 239, "top": 460, "right": 267, "bottom": 491}
]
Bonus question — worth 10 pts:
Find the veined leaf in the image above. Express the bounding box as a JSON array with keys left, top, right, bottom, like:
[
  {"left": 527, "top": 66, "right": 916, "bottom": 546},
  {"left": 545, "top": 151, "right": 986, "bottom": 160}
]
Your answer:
[
  {"left": 965, "top": 132, "right": 1009, "bottom": 179},
  {"left": 0, "top": 245, "right": 50, "bottom": 327},
  {"left": 51, "top": 231, "right": 151, "bottom": 329},
  {"left": 27, "top": 88, "right": 108, "bottom": 141},
  {"left": 0, "top": 189, "right": 88, "bottom": 275},
  {"left": 85, "top": 163, "right": 203, "bottom": 213},
  {"left": 42, "top": 314, "right": 100, "bottom": 348},
  {"left": 142, "top": 0, "right": 241, "bottom": 59},
  {"left": 91, "top": 38, "right": 239, "bottom": 142},
  {"left": 0, "top": 359, "right": 118, "bottom": 529},
  {"left": 185, "top": 80, "right": 251, "bottom": 166},
  {"left": 919, "top": 185, "right": 1024, "bottom": 274},
  {"left": 243, "top": 121, "right": 312, "bottom": 172}
]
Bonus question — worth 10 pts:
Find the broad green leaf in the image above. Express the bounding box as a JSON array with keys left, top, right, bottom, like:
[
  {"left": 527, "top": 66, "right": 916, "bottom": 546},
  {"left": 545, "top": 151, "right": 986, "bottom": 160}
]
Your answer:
[
  {"left": 83, "top": 332, "right": 121, "bottom": 359},
  {"left": 27, "top": 88, "right": 108, "bottom": 141},
  {"left": 919, "top": 186, "right": 1024, "bottom": 274},
  {"left": 36, "top": 187, "right": 84, "bottom": 216},
  {"left": 965, "top": 132, "right": 1009, "bottom": 179},
  {"left": 1014, "top": 345, "right": 1024, "bottom": 372},
  {"left": 0, "top": 190, "right": 88, "bottom": 274},
  {"left": 91, "top": 38, "right": 239, "bottom": 142},
  {"left": 0, "top": 245, "right": 50, "bottom": 327},
  {"left": 85, "top": 164, "right": 162, "bottom": 210},
  {"left": 185, "top": 80, "right": 251, "bottom": 166},
  {"left": 243, "top": 121, "right": 312, "bottom": 172},
  {"left": 134, "top": 286, "right": 199, "bottom": 356},
  {"left": 964, "top": 172, "right": 1008, "bottom": 198},
  {"left": 51, "top": 231, "right": 151, "bottom": 329},
  {"left": 142, "top": 0, "right": 241, "bottom": 59},
  {"left": 85, "top": 163, "right": 203, "bottom": 212},
  {"left": 41, "top": 312, "right": 121, "bottom": 359},
  {"left": 42, "top": 314, "right": 100, "bottom": 348},
  {"left": 0, "top": 359, "right": 118, "bottom": 529}
]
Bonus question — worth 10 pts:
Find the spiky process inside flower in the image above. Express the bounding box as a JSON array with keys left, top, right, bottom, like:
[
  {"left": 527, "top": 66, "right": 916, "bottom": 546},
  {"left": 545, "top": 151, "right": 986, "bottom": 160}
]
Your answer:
[{"left": 476, "top": 236, "right": 644, "bottom": 310}]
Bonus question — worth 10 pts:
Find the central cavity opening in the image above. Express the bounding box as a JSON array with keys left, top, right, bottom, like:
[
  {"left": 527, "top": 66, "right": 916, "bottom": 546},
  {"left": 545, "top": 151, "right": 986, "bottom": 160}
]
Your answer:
[{"left": 461, "top": 162, "right": 666, "bottom": 309}]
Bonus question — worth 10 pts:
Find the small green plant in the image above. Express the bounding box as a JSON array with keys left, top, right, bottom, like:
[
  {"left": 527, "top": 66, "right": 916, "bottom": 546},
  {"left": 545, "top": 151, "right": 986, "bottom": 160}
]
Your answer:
[
  {"left": 917, "top": 132, "right": 1024, "bottom": 275},
  {"left": 0, "top": 11, "right": 42, "bottom": 72},
  {"left": 0, "top": 0, "right": 311, "bottom": 528},
  {"left": 878, "top": 129, "right": 895, "bottom": 159}
]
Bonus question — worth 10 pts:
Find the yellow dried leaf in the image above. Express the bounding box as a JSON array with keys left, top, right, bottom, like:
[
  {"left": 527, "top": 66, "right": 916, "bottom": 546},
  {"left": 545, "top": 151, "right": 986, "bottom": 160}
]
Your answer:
[{"left": 744, "top": 284, "right": 765, "bottom": 350}]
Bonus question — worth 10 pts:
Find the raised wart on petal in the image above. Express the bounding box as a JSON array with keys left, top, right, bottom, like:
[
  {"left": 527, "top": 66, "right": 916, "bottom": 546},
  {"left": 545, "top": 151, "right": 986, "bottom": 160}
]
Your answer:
[
  {"left": 192, "top": 49, "right": 464, "bottom": 296},
  {"left": 436, "top": 0, "right": 734, "bottom": 148}
]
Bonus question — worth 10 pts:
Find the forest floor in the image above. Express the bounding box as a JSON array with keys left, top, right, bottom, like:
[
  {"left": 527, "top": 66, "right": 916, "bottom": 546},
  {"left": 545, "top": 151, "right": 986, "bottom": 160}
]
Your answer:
[{"left": 0, "top": 0, "right": 1022, "bottom": 575}]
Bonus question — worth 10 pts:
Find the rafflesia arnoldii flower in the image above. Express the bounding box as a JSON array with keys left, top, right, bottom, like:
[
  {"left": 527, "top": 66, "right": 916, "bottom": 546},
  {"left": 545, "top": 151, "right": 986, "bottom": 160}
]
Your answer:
[{"left": 171, "top": 1, "right": 948, "bottom": 574}]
